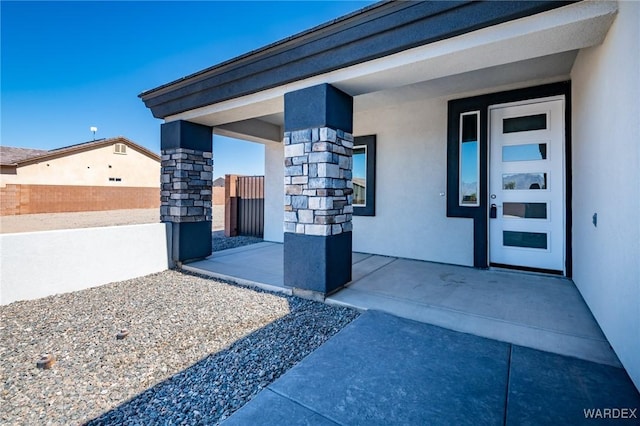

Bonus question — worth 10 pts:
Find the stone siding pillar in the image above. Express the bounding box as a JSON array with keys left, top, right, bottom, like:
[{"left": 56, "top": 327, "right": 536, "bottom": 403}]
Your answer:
[
  {"left": 283, "top": 84, "right": 353, "bottom": 296},
  {"left": 160, "top": 120, "right": 213, "bottom": 263}
]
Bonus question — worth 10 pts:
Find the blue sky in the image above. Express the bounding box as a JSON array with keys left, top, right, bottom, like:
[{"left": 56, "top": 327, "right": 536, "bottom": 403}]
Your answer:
[{"left": 1, "top": 1, "right": 373, "bottom": 178}]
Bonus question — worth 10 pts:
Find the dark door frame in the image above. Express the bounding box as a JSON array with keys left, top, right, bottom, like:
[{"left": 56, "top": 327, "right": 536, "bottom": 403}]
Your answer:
[{"left": 446, "top": 81, "right": 572, "bottom": 277}]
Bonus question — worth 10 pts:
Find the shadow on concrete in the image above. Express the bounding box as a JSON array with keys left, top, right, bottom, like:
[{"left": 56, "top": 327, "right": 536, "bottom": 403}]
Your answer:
[{"left": 224, "top": 311, "right": 640, "bottom": 425}]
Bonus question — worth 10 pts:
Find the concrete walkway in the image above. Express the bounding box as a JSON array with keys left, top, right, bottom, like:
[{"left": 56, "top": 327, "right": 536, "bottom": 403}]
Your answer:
[
  {"left": 221, "top": 311, "right": 640, "bottom": 425},
  {"left": 184, "top": 242, "right": 619, "bottom": 367}
]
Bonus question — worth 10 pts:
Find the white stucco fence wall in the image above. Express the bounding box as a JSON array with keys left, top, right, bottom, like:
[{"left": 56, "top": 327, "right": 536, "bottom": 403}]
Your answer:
[
  {"left": 0, "top": 223, "right": 171, "bottom": 305},
  {"left": 570, "top": 1, "right": 640, "bottom": 390}
]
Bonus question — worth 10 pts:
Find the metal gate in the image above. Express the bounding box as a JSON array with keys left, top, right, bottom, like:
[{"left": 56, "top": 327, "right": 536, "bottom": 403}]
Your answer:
[
  {"left": 224, "top": 175, "right": 265, "bottom": 237},
  {"left": 226, "top": 175, "right": 264, "bottom": 237}
]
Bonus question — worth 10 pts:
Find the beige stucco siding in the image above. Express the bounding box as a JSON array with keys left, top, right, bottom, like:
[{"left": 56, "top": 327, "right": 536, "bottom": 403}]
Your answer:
[
  {"left": 262, "top": 95, "right": 475, "bottom": 266},
  {"left": 353, "top": 96, "right": 474, "bottom": 266},
  {"left": 0, "top": 144, "right": 159, "bottom": 187},
  {"left": 570, "top": 0, "right": 640, "bottom": 391}
]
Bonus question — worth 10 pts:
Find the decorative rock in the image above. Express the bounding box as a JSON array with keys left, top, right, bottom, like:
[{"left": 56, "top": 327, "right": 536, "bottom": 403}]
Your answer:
[
  {"left": 116, "top": 329, "right": 130, "bottom": 340},
  {"left": 36, "top": 353, "right": 55, "bottom": 369},
  {"left": 1, "top": 268, "right": 361, "bottom": 425}
]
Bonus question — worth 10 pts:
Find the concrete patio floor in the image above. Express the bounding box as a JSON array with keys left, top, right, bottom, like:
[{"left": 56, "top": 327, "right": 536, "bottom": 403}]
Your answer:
[
  {"left": 184, "top": 242, "right": 619, "bottom": 367},
  {"left": 221, "top": 311, "right": 640, "bottom": 425}
]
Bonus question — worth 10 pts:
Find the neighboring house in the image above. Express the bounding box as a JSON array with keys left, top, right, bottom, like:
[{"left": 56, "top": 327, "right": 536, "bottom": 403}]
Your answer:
[
  {"left": 140, "top": 1, "right": 639, "bottom": 389},
  {"left": 212, "top": 176, "right": 225, "bottom": 206},
  {"left": 352, "top": 178, "right": 366, "bottom": 206},
  {"left": 0, "top": 137, "right": 160, "bottom": 215}
]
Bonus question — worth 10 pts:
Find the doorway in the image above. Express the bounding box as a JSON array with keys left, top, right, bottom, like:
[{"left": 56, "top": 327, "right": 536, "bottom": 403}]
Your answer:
[{"left": 489, "top": 97, "right": 565, "bottom": 273}]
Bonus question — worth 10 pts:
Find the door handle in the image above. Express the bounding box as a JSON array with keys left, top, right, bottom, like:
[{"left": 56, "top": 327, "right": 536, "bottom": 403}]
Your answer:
[{"left": 490, "top": 204, "right": 498, "bottom": 219}]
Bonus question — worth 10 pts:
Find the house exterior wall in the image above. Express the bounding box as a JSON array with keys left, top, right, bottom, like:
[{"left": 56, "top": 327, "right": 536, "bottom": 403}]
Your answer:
[
  {"left": 264, "top": 83, "right": 581, "bottom": 265},
  {"left": 261, "top": 96, "right": 474, "bottom": 265},
  {"left": 212, "top": 186, "right": 225, "bottom": 205},
  {"left": 570, "top": 0, "right": 640, "bottom": 389},
  {"left": 353, "top": 97, "right": 474, "bottom": 266},
  {"left": 0, "top": 144, "right": 160, "bottom": 188}
]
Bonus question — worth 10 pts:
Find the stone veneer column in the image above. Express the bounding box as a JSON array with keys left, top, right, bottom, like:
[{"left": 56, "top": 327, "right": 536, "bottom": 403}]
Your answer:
[
  {"left": 160, "top": 120, "right": 213, "bottom": 263},
  {"left": 283, "top": 84, "right": 353, "bottom": 296}
]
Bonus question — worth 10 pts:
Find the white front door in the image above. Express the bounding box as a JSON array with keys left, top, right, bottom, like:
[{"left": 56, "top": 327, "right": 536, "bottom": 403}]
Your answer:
[{"left": 489, "top": 98, "right": 565, "bottom": 273}]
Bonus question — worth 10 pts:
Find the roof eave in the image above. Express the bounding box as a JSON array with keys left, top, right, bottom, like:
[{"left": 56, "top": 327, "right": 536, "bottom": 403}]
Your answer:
[
  {"left": 14, "top": 137, "right": 160, "bottom": 167},
  {"left": 140, "top": 0, "right": 578, "bottom": 120},
  {"left": 138, "top": 0, "right": 394, "bottom": 100}
]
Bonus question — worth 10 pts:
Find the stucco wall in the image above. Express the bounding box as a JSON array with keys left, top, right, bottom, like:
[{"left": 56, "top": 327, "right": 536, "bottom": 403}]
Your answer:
[
  {"left": 570, "top": 1, "right": 640, "bottom": 389},
  {"left": 264, "top": 142, "right": 284, "bottom": 243},
  {"left": 261, "top": 96, "right": 474, "bottom": 264},
  {"left": 0, "top": 144, "right": 160, "bottom": 187},
  {"left": 213, "top": 186, "right": 225, "bottom": 205},
  {"left": 353, "top": 97, "right": 474, "bottom": 265},
  {"left": 0, "top": 223, "right": 171, "bottom": 305}
]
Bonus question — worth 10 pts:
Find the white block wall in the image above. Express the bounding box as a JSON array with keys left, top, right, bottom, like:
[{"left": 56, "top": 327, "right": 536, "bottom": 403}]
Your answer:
[
  {"left": 0, "top": 223, "right": 171, "bottom": 305},
  {"left": 570, "top": 1, "right": 640, "bottom": 389}
]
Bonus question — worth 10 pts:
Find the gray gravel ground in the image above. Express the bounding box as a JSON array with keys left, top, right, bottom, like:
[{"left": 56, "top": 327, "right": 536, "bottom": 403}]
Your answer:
[
  {"left": 212, "top": 231, "right": 263, "bottom": 252},
  {"left": 0, "top": 270, "right": 358, "bottom": 425}
]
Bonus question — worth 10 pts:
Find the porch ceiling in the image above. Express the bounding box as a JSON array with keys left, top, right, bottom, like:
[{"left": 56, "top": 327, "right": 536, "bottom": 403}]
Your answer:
[
  {"left": 355, "top": 50, "right": 579, "bottom": 110},
  {"left": 169, "top": 1, "right": 616, "bottom": 143}
]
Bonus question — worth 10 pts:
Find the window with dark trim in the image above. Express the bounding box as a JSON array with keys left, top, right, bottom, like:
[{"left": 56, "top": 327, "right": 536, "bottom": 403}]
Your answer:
[
  {"left": 353, "top": 146, "right": 367, "bottom": 206},
  {"left": 353, "top": 135, "right": 376, "bottom": 216},
  {"left": 459, "top": 111, "right": 480, "bottom": 206}
]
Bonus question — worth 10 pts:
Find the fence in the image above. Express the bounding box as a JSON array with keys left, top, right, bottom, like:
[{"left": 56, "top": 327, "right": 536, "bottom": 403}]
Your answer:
[
  {"left": 224, "top": 175, "right": 264, "bottom": 238},
  {"left": 0, "top": 184, "right": 159, "bottom": 215},
  {"left": 0, "top": 223, "right": 171, "bottom": 305}
]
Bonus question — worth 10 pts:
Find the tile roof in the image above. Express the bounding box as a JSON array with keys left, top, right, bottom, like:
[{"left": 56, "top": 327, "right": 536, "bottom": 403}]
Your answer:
[
  {"left": 0, "top": 146, "right": 49, "bottom": 165},
  {"left": 47, "top": 138, "right": 109, "bottom": 152}
]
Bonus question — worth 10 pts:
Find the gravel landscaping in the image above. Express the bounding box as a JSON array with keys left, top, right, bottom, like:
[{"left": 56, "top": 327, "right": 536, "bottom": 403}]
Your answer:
[
  {"left": 212, "top": 231, "right": 263, "bottom": 252},
  {"left": 0, "top": 270, "right": 359, "bottom": 425}
]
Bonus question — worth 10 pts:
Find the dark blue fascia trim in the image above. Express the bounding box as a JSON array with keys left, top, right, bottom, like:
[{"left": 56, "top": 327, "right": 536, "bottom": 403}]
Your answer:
[{"left": 141, "top": 1, "right": 576, "bottom": 119}]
